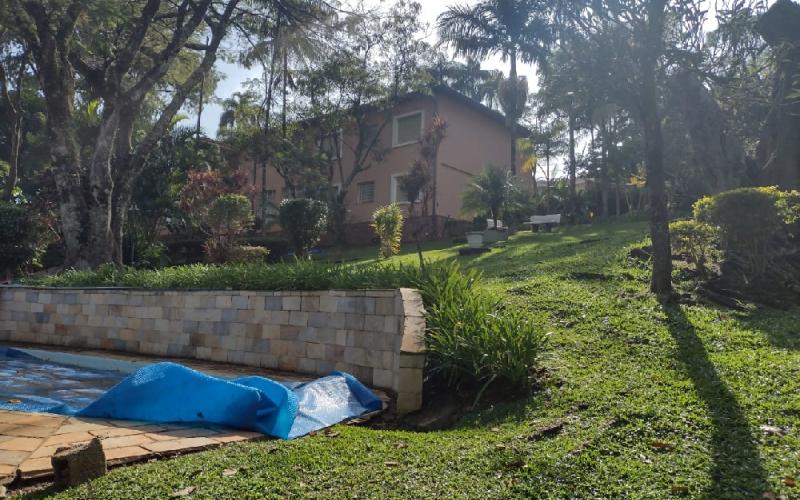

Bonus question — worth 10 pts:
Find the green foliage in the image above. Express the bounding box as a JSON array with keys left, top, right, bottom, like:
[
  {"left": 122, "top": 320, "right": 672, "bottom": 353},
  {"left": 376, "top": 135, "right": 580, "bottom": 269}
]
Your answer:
[
  {"left": 371, "top": 204, "right": 404, "bottom": 259},
  {"left": 691, "top": 187, "right": 799, "bottom": 276},
  {"left": 461, "top": 165, "right": 520, "bottom": 225},
  {"left": 228, "top": 245, "right": 270, "bottom": 264},
  {"left": 403, "top": 261, "right": 545, "bottom": 390},
  {"left": 0, "top": 202, "right": 39, "bottom": 274},
  {"left": 204, "top": 194, "right": 253, "bottom": 263},
  {"left": 278, "top": 198, "right": 328, "bottom": 257},
  {"left": 669, "top": 220, "right": 718, "bottom": 273}
]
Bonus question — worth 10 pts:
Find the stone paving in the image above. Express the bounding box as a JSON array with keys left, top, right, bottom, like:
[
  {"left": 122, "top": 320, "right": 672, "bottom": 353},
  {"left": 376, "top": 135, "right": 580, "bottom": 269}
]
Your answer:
[{"left": 0, "top": 409, "right": 265, "bottom": 485}]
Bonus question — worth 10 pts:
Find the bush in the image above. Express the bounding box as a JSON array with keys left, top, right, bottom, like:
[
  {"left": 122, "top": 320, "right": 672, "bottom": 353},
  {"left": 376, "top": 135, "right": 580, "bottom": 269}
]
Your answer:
[
  {"left": 205, "top": 194, "right": 253, "bottom": 263},
  {"left": 691, "top": 187, "right": 797, "bottom": 276},
  {"left": 279, "top": 198, "right": 328, "bottom": 257},
  {"left": 228, "top": 245, "right": 270, "bottom": 264},
  {"left": 371, "top": 204, "right": 404, "bottom": 259},
  {"left": 29, "top": 260, "right": 545, "bottom": 392},
  {"left": 0, "top": 202, "right": 39, "bottom": 276},
  {"left": 403, "top": 261, "right": 545, "bottom": 392},
  {"left": 669, "top": 220, "right": 718, "bottom": 273}
]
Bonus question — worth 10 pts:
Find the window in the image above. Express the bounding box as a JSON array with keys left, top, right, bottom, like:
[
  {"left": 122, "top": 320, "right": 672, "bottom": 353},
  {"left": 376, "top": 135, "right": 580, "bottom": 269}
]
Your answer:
[
  {"left": 393, "top": 111, "right": 423, "bottom": 147},
  {"left": 282, "top": 187, "right": 294, "bottom": 200},
  {"left": 390, "top": 174, "right": 422, "bottom": 204},
  {"left": 360, "top": 124, "right": 379, "bottom": 146},
  {"left": 319, "top": 131, "right": 342, "bottom": 159},
  {"left": 358, "top": 181, "right": 375, "bottom": 204},
  {"left": 264, "top": 190, "right": 276, "bottom": 203}
]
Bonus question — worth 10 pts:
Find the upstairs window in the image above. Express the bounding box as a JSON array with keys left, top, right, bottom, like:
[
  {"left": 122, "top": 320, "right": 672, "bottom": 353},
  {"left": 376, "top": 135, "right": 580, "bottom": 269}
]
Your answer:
[
  {"left": 358, "top": 181, "right": 375, "bottom": 204},
  {"left": 393, "top": 111, "right": 423, "bottom": 147},
  {"left": 390, "top": 174, "right": 422, "bottom": 204},
  {"left": 319, "top": 131, "right": 342, "bottom": 159}
]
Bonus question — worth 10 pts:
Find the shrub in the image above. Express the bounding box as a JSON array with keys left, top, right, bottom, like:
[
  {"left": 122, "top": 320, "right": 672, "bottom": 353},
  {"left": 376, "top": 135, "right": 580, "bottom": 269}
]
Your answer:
[
  {"left": 691, "top": 187, "right": 795, "bottom": 276},
  {"left": 669, "top": 220, "right": 718, "bottom": 273},
  {"left": 371, "top": 204, "right": 404, "bottom": 259},
  {"left": 278, "top": 198, "right": 328, "bottom": 257},
  {"left": 228, "top": 245, "right": 270, "bottom": 264},
  {"left": 0, "top": 202, "right": 39, "bottom": 276},
  {"left": 400, "top": 261, "right": 546, "bottom": 392},
  {"left": 205, "top": 194, "right": 253, "bottom": 263}
]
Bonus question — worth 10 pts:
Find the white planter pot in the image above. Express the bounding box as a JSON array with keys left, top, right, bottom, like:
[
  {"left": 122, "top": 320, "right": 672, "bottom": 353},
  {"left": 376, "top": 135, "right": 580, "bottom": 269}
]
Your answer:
[{"left": 466, "top": 232, "right": 484, "bottom": 249}]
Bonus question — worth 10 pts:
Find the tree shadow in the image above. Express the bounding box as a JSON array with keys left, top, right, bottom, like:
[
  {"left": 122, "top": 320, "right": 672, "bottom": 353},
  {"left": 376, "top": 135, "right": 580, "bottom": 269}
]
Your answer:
[
  {"left": 662, "top": 303, "right": 769, "bottom": 497},
  {"left": 732, "top": 307, "right": 800, "bottom": 351}
]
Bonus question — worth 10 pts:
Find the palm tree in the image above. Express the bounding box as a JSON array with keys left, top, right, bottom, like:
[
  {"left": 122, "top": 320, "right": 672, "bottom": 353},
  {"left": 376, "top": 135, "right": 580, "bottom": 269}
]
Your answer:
[
  {"left": 462, "top": 166, "right": 520, "bottom": 229},
  {"left": 437, "top": 0, "right": 552, "bottom": 172}
]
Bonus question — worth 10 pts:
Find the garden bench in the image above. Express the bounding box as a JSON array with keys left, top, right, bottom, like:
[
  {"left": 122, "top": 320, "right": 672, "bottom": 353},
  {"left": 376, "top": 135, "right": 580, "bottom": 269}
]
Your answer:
[{"left": 525, "top": 214, "right": 561, "bottom": 232}]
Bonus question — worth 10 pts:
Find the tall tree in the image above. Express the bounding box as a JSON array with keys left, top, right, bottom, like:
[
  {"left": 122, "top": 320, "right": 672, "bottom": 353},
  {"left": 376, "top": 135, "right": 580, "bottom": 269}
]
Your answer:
[
  {"left": 437, "top": 0, "right": 552, "bottom": 173},
  {"left": 2, "top": 0, "right": 244, "bottom": 267}
]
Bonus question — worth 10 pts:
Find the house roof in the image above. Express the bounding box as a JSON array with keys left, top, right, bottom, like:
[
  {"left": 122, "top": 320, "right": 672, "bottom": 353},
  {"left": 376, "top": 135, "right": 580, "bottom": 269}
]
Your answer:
[{"left": 429, "top": 85, "right": 530, "bottom": 136}]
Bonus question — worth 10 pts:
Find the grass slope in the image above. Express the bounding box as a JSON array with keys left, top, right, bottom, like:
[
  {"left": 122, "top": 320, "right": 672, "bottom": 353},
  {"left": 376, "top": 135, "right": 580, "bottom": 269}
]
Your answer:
[{"left": 31, "top": 221, "right": 799, "bottom": 499}]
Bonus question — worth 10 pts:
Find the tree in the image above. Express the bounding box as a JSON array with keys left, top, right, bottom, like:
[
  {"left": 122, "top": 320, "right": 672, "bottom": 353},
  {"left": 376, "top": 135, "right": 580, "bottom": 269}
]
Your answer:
[
  {"left": 437, "top": 0, "right": 552, "bottom": 172},
  {"left": 278, "top": 198, "right": 328, "bottom": 258},
  {"left": 462, "top": 166, "right": 520, "bottom": 228},
  {"left": 293, "top": 1, "right": 428, "bottom": 241},
  {"left": 555, "top": 0, "right": 706, "bottom": 294},
  {"left": 2, "top": 0, "right": 243, "bottom": 267},
  {"left": 205, "top": 194, "right": 253, "bottom": 263},
  {"left": 0, "top": 31, "right": 28, "bottom": 201}
]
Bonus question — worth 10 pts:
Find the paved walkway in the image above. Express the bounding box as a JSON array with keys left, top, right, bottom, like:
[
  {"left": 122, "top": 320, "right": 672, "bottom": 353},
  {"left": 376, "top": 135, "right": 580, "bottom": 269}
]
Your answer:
[{"left": 0, "top": 409, "right": 264, "bottom": 484}]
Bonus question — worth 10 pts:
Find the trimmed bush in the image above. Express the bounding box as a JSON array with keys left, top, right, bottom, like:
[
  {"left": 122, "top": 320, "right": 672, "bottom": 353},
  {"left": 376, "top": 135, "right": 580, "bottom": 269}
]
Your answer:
[
  {"left": 205, "top": 194, "right": 253, "bottom": 263},
  {"left": 692, "top": 187, "right": 798, "bottom": 276},
  {"left": 279, "top": 198, "right": 328, "bottom": 257},
  {"left": 0, "top": 202, "right": 39, "bottom": 276},
  {"left": 228, "top": 245, "right": 270, "bottom": 264},
  {"left": 669, "top": 220, "right": 718, "bottom": 273},
  {"left": 28, "top": 260, "right": 545, "bottom": 391},
  {"left": 371, "top": 204, "right": 404, "bottom": 259}
]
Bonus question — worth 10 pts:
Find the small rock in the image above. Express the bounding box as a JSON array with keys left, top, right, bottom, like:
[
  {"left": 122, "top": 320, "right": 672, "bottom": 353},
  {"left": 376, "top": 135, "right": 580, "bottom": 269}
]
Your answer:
[{"left": 51, "top": 437, "right": 107, "bottom": 487}]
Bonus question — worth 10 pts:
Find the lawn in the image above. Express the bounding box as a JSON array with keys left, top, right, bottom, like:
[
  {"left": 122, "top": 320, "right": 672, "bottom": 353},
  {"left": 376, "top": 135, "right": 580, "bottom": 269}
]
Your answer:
[{"left": 31, "top": 221, "right": 799, "bottom": 499}]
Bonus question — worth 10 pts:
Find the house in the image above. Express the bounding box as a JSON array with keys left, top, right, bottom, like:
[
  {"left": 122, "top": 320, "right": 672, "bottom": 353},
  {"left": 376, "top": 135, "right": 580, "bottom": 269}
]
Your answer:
[{"left": 246, "top": 86, "right": 523, "bottom": 244}]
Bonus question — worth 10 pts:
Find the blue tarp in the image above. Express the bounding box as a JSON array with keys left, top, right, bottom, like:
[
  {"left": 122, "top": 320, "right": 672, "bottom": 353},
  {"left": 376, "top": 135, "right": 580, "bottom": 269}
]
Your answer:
[{"left": 0, "top": 347, "right": 382, "bottom": 439}]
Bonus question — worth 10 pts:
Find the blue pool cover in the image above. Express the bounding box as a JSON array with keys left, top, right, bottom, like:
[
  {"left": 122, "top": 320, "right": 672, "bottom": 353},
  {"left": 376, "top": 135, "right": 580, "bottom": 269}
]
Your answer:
[{"left": 0, "top": 347, "right": 382, "bottom": 439}]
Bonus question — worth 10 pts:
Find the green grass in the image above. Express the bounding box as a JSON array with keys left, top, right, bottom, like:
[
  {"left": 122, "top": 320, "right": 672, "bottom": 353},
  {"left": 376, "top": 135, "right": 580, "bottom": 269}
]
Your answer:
[{"left": 30, "top": 221, "right": 800, "bottom": 499}]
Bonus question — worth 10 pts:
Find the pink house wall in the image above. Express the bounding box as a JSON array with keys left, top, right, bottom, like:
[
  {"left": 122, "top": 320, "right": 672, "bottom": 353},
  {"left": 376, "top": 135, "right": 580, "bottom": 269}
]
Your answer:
[{"left": 246, "top": 88, "right": 514, "bottom": 230}]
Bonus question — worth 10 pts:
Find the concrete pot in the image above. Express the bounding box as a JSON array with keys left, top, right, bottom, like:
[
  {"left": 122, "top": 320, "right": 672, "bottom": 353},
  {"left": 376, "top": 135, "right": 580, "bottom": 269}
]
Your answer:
[
  {"left": 466, "top": 232, "right": 484, "bottom": 249},
  {"left": 482, "top": 228, "right": 507, "bottom": 244}
]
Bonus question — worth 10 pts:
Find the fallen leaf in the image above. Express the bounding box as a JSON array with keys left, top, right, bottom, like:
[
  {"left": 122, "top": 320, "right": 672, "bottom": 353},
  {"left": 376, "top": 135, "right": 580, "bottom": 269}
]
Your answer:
[
  {"left": 784, "top": 477, "right": 796, "bottom": 487},
  {"left": 495, "top": 443, "right": 507, "bottom": 449},
  {"left": 671, "top": 484, "right": 689, "bottom": 495},
  {"left": 6, "top": 399, "right": 21, "bottom": 404},
  {"left": 323, "top": 430, "right": 339, "bottom": 438},
  {"left": 396, "top": 442, "right": 408, "bottom": 449},
  {"left": 762, "top": 493, "right": 776, "bottom": 500},
  {"left": 384, "top": 461, "right": 399, "bottom": 467},
  {"left": 651, "top": 441, "right": 674, "bottom": 452},
  {"left": 491, "top": 427, "right": 501, "bottom": 432},
  {"left": 222, "top": 468, "right": 238, "bottom": 477},
  {"left": 171, "top": 486, "right": 195, "bottom": 497},
  {"left": 759, "top": 425, "right": 785, "bottom": 436}
]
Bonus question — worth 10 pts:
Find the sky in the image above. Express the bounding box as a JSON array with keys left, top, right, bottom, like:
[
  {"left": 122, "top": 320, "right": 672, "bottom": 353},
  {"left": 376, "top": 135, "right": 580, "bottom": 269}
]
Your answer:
[{"left": 194, "top": 0, "right": 540, "bottom": 137}]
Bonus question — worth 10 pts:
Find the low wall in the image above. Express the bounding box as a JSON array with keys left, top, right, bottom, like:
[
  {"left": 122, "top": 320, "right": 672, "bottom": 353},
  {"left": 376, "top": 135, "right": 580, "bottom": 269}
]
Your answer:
[{"left": 0, "top": 287, "right": 426, "bottom": 413}]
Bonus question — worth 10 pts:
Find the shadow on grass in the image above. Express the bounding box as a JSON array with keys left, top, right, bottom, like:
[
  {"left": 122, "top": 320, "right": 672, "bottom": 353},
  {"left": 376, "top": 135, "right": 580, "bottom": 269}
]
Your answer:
[
  {"left": 734, "top": 307, "right": 800, "bottom": 351},
  {"left": 662, "top": 304, "right": 768, "bottom": 497}
]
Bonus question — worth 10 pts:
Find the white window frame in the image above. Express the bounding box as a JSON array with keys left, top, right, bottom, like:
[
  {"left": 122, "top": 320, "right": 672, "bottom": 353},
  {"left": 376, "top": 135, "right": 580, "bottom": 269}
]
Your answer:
[
  {"left": 357, "top": 181, "right": 375, "bottom": 204},
  {"left": 392, "top": 110, "right": 424, "bottom": 148},
  {"left": 390, "top": 173, "right": 423, "bottom": 204},
  {"left": 319, "top": 129, "right": 343, "bottom": 159}
]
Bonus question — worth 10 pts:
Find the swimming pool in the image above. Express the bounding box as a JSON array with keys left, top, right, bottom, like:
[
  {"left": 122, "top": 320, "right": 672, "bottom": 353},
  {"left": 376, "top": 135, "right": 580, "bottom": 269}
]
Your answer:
[{"left": 0, "top": 346, "right": 382, "bottom": 439}]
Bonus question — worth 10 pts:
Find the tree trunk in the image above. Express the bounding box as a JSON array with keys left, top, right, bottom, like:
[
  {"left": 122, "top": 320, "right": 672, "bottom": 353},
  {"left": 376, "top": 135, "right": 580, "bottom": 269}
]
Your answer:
[
  {"left": 86, "top": 110, "right": 120, "bottom": 266},
  {"left": 640, "top": 0, "right": 672, "bottom": 296},
  {"left": 508, "top": 52, "right": 517, "bottom": 174},
  {"left": 568, "top": 111, "right": 577, "bottom": 222},
  {"left": 600, "top": 120, "right": 610, "bottom": 219},
  {"left": 0, "top": 55, "right": 24, "bottom": 201}
]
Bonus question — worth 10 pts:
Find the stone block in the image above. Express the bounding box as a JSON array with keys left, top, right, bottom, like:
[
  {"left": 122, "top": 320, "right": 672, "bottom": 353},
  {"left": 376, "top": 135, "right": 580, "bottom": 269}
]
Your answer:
[
  {"left": 301, "top": 296, "right": 320, "bottom": 312},
  {"left": 363, "top": 314, "right": 384, "bottom": 333},
  {"left": 215, "top": 295, "right": 232, "bottom": 309},
  {"left": 344, "top": 313, "right": 364, "bottom": 330},
  {"left": 396, "top": 392, "right": 422, "bottom": 414},
  {"left": 51, "top": 437, "right": 106, "bottom": 487},
  {"left": 288, "top": 311, "right": 308, "bottom": 327},
  {"left": 306, "top": 342, "right": 324, "bottom": 360},
  {"left": 282, "top": 296, "right": 301, "bottom": 311},
  {"left": 373, "top": 369, "right": 393, "bottom": 388},
  {"left": 231, "top": 295, "right": 248, "bottom": 309},
  {"left": 344, "top": 346, "right": 366, "bottom": 366},
  {"left": 262, "top": 324, "right": 280, "bottom": 339},
  {"left": 297, "top": 357, "right": 316, "bottom": 373}
]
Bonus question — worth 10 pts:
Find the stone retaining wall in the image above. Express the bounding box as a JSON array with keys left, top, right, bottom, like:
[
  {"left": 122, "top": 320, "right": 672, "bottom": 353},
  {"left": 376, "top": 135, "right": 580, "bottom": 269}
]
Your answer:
[{"left": 0, "top": 287, "right": 426, "bottom": 413}]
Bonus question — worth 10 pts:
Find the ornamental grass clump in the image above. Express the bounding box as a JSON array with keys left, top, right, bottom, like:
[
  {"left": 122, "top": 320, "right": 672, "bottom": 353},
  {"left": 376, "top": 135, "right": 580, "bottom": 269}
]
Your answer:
[{"left": 371, "top": 204, "right": 404, "bottom": 259}]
